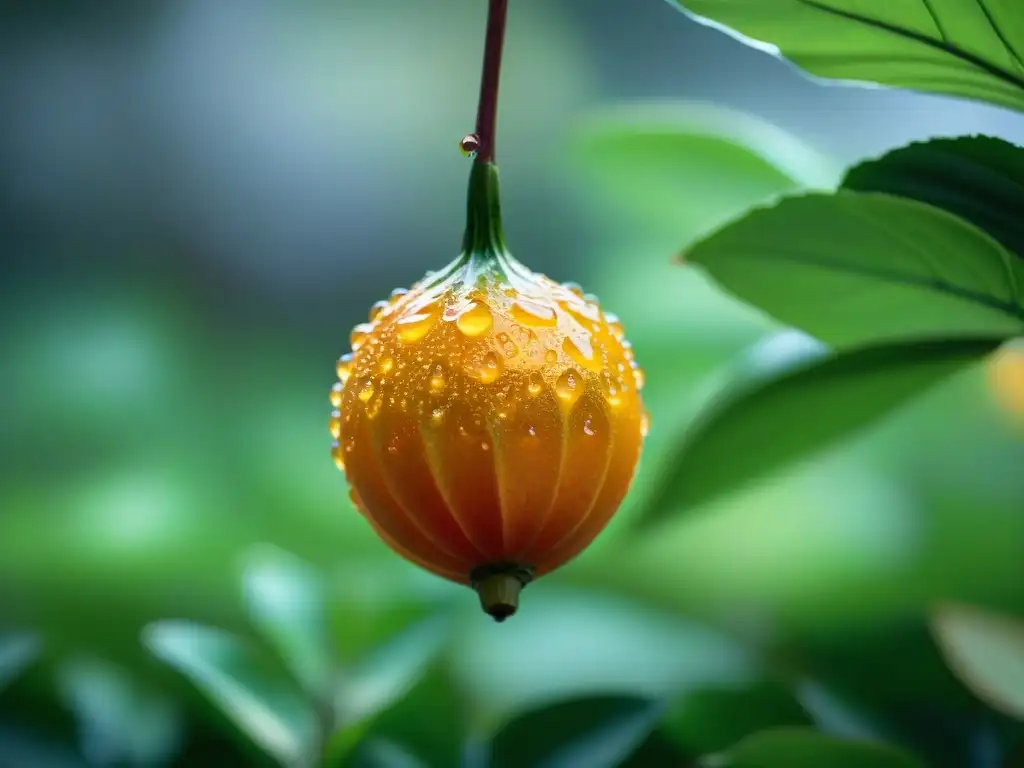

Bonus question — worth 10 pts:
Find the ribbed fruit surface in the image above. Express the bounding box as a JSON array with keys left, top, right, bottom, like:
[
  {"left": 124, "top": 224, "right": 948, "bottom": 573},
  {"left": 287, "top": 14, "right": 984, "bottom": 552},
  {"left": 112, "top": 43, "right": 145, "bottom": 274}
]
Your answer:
[{"left": 331, "top": 254, "right": 647, "bottom": 584}]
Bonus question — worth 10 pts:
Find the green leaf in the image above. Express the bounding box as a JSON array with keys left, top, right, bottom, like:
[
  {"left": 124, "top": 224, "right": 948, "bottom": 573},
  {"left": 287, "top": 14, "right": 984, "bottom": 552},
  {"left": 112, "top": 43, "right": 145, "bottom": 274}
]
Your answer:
[
  {"left": 0, "top": 632, "right": 40, "bottom": 693},
  {"left": 931, "top": 603, "right": 1024, "bottom": 720},
  {"left": 571, "top": 103, "right": 840, "bottom": 245},
  {"left": 489, "top": 695, "right": 666, "bottom": 768},
  {"left": 327, "top": 615, "right": 456, "bottom": 764},
  {"left": 843, "top": 136, "right": 1024, "bottom": 270},
  {"left": 333, "top": 663, "right": 466, "bottom": 768},
  {"left": 702, "top": 726, "right": 926, "bottom": 768},
  {"left": 243, "top": 545, "right": 333, "bottom": 699},
  {"left": 663, "top": 681, "right": 814, "bottom": 757},
  {"left": 56, "top": 656, "right": 184, "bottom": 768},
  {"left": 142, "top": 621, "right": 317, "bottom": 768},
  {"left": 669, "top": 1, "right": 1024, "bottom": 114},
  {"left": 640, "top": 335, "right": 1001, "bottom": 522},
  {"left": 683, "top": 191, "right": 1024, "bottom": 347}
]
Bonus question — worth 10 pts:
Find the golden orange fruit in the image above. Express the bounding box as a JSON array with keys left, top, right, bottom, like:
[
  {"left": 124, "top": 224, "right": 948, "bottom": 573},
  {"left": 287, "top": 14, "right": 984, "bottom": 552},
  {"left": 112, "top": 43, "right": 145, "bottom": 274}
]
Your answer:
[{"left": 330, "top": 161, "right": 647, "bottom": 620}]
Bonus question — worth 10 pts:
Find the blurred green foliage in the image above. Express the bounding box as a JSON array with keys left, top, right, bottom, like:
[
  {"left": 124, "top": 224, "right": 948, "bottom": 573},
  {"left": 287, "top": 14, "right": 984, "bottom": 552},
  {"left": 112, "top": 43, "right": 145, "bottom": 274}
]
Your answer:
[{"left": 2, "top": 0, "right": 1024, "bottom": 766}]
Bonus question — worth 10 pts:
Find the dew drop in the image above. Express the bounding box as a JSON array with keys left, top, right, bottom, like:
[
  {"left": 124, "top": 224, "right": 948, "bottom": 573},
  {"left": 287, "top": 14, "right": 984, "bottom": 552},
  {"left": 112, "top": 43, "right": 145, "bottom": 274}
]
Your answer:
[
  {"left": 511, "top": 298, "right": 557, "bottom": 328},
  {"left": 456, "top": 301, "right": 493, "bottom": 338},
  {"left": 429, "top": 367, "right": 447, "bottom": 394},
  {"left": 331, "top": 441, "right": 345, "bottom": 471},
  {"left": 350, "top": 323, "right": 373, "bottom": 350},
  {"left": 641, "top": 410, "right": 651, "bottom": 437},
  {"left": 562, "top": 336, "right": 603, "bottom": 373},
  {"left": 357, "top": 380, "right": 375, "bottom": 403},
  {"left": 527, "top": 372, "right": 543, "bottom": 396},
  {"left": 544, "top": 349, "right": 558, "bottom": 365},
  {"left": 555, "top": 368, "right": 583, "bottom": 405},
  {"left": 390, "top": 287, "right": 409, "bottom": 303},
  {"left": 330, "top": 382, "right": 344, "bottom": 407},
  {"left": 379, "top": 357, "right": 395, "bottom": 375},
  {"left": 459, "top": 132, "right": 480, "bottom": 157},
  {"left": 329, "top": 409, "right": 342, "bottom": 438},
  {"left": 396, "top": 305, "right": 440, "bottom": 344},
  {"left": 602, "top": 378, "right": 621, "bottom": 407},
  {"left": 496, "top": 332, "right": 519, "bottom": 358},
  {"left": 336, "top": 353, "right": 353, "bottom": 382},
  {"left": 369, "top": 300, "right": 390, "bottom": 321},
  {"left": 562, "top": 282, "right": 584, "bottom": 298},
  {"left": 633, "top": 366, "right": 646, "bottom": 390},
  {"left": 583, "top": 418, "right": 596, "bottom": 437},
  {"left": 478, "top": 352, "right": 503, "bottom": 384},
  {"left": 431, "top": 407, "right": 445, "bottom": 425},
  {"left": 527, "top": 425, "right": 537, "bottom": 437},
  {"left": 583, "top": 293, "right": 599, "bottom": 304},
  {"left": 366, "top": 397, "right": 382, "bottom": 419},
  {"left": 480, "top": 441, "right": 491, "bottom": 451}
]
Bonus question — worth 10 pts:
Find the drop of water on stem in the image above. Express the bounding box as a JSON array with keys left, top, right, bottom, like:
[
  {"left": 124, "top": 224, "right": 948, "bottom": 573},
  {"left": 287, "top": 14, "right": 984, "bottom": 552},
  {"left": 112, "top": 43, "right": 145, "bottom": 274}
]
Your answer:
[{"left": 459, "top": 133, "right": 480, "bottom": 157}]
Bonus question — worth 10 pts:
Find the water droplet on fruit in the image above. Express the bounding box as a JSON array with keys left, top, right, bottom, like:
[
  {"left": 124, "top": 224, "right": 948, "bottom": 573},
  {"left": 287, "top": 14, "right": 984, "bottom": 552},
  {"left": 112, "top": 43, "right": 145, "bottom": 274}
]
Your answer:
[
  {"left": 562, "top": 282, "right": 584, "bottom": 298},
  {"left": 390, "top": 287, "right": 409, "bottom": 302},
  {"left": 641, "top": 410, "right": 651, "bottom": 437},
  {"left": 511, "top": 299, "right": 557, "bottom": 327},
  {"left": 496, "top": 332, "right": 519, "bottom": 358},
  {"left": 544, "top": 349, "right": 558, "bottom": 365},
  {"left": 459, "top": 132, "right": 480, "bottom": 156},
  {"left": 336, "top": 354, "right": 353, "bottom": 382},
  {"left": 330, "top": 382, "right": 343, "bottom": 407},
  {"left": 358, "top": 380, "right": 375, "bottom": 403},
  {"left": 429, "top": 367, "right": 447, "bottom": 394},
  {"left": 431, "top": 407, "right": 445, "bottom": 426},
  {"left": 633, "top": 366, "right": 646, "bottom": 390},
  {"left": 555, "top": 368, "right": 582, "bottom": 405},
  {"left": 456, "top": 301, "right": 493, "bottom": 337},
  {"left": 329, "top": 409, "right": 342, "bottom": 438},
  {"left": 369, "top": 300, "right": 389, "bottom": 321},
  {"left": 583, "top": 418, "right": 596, "bottom": 437},
  {"left": 379, "top": 357, "right": 395, "bottom": 375},
  {"left": 602, "top": 378, "right": 621, "bottom": 407},
  {"left": 477, "top": 352, "right": 503, "bottom": 384},
  {"left": 527, "top": 372, "right": 543, "bottom": 396},
  {"left": 331, "top": 441, "right": 345, "bottom": 471},
  {"left": 397, "top": 307, "right": 439, "bottom": 343},
  {"left": 350, "top": 323, "right": 373, "bottom": 350}
]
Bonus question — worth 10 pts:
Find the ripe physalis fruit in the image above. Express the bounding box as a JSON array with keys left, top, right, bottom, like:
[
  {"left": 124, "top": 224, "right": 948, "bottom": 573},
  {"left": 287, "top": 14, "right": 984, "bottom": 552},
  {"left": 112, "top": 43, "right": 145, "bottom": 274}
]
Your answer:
[{"left": 330, "top": 160, "right": 649, "bottom": 622}]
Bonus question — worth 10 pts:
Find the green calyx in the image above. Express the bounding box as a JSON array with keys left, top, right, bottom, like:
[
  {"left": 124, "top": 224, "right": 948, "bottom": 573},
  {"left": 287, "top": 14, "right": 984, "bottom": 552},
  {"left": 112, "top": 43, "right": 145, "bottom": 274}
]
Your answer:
[{"left": 462, "top": 160, "right": 507, "bottom": 263}]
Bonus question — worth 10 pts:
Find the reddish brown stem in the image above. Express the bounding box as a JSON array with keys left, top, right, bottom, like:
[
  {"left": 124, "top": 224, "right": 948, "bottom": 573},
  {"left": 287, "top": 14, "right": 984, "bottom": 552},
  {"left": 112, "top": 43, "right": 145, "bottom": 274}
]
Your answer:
[{"left": 474, "top": 0, "right": 509, "bottom": 164}]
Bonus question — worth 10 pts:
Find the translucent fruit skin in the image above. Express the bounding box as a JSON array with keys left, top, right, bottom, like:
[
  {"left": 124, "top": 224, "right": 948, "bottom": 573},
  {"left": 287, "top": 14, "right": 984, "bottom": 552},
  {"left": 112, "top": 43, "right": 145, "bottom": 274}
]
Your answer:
[{"left": 332, "top": 254, "right": 647, "bottom": 584}]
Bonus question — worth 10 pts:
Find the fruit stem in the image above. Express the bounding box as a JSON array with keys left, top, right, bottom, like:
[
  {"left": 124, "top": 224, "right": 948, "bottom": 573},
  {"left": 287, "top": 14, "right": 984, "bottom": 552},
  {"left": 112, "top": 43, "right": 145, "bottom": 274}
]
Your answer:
[
  {"left": 462, "top": 161, "right": 506, "bottom": 258},
  {"left": 471, "top": 563, "right": 533, "bottom": 622},
  {"left": 473, "top": 0, "right": 508, "bottom": 165}
]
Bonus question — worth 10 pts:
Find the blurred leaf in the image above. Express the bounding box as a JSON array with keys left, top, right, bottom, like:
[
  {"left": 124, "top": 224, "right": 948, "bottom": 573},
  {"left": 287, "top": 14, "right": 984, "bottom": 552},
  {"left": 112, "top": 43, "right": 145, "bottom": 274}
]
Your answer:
[
  {"left": 702, "top": 726, "right": 926, "bottom": 768},
  {"left": 571, "top": 102, "right": 839, "bottom": 245},
  {"left": 663, "top": 681, "right": 814, "bottom": 757},
  {"left": 668, "top": 1, "right": 1024, "bottom": 114},
  {"left": 488, "top": 695, "right": 666, "bottom": 768},
  {"left": 683, "top": 192, "right": 1024, "bottom": 347},
  {"left": 932, "top": 603, "right": 1024, "bottom": 720},
  {"left": 0, "top": 724, "right": 90, "bottom": 768},
  {"left": 142, "top": 621, "right": 317, "bottom": 768},
  {"left": 843, "top": 136, "right": 1024, "bottom": 272},
  {"left": 639, "top": 335, "right": 1000, "bottom": 523},
  {"left": 335, "top": 664, "right": 466, "bottom": 768},
  {"left": 243, "top": 545, "right": 333, "bottom": 698},
  {"left": 0, "top": 633, "right": 40, "bottom": 693},
  {"left": 329, "top": 614, "right": 455, "bottom": 761},
  {"left": 56, "top": 657, "right": 184, "bottom": 767}
]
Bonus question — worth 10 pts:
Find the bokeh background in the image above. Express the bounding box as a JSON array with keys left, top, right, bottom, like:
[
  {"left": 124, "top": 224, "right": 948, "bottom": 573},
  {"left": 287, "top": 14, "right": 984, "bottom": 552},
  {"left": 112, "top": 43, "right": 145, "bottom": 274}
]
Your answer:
[{"left": 1, "top": 1, "right": 1023, "bottom": 766}]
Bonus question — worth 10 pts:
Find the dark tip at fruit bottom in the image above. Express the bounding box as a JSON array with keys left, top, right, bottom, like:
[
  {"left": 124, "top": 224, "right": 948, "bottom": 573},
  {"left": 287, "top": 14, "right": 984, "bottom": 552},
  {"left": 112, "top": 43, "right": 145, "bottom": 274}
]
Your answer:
[{"left": 470, "top": 564, "right": 533, "bottom": 622}]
